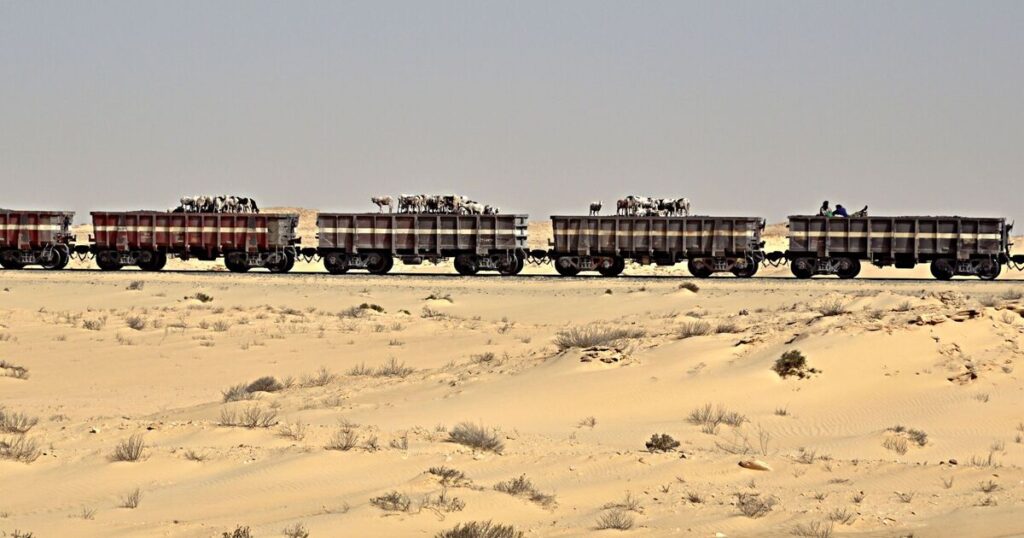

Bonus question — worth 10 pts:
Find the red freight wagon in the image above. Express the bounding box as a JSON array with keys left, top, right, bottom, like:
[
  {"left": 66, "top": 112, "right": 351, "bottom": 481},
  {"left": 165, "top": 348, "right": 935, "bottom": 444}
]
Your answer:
[
  {"left": 90, "top": 211, "right": 300, "bottom": 272},
  {"left": 0, "top": 209, "right": 76, "bottom": 270}
]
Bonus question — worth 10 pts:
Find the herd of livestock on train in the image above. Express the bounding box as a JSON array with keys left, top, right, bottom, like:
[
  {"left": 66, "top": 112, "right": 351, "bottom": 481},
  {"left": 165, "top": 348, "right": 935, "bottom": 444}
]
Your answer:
[{"left": 1, "top": 194, "right": 1022, "bottom": 280}]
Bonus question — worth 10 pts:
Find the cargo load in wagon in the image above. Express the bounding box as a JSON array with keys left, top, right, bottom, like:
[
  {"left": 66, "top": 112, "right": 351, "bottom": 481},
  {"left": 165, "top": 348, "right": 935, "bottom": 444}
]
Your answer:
[{"left": 315, "top": 213, "right": 528, "bottom": 275}]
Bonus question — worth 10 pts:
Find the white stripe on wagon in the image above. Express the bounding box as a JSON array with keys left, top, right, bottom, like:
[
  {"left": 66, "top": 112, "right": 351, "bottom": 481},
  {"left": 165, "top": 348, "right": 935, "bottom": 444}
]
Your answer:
[
  {"left": 553, "top": 230, "right": 756, "bottom": 238},
  {"left": 93, "top": 226, "right": 269, "bottom": 233},
  {"left": 0, "top": 224, "right": 62, "bottom": 231},
  {"left": 319, "top": 227, "right": 519, "bottom": 236},
  {"left": 797, "top": 232, "right": 1002, "bottom": 240}
]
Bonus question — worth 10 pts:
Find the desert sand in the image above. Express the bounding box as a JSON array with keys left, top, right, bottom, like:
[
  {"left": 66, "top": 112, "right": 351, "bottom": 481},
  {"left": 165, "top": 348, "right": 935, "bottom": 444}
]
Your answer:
[{"left": 2, "top": 220, "right": 1024, "bottom": 537}]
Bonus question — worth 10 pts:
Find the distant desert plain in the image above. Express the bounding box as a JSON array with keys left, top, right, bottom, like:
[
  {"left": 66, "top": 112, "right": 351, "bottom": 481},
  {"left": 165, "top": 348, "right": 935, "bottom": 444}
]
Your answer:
[{"left": 2, "top": 212, "right": 1024, "bottom": 537}]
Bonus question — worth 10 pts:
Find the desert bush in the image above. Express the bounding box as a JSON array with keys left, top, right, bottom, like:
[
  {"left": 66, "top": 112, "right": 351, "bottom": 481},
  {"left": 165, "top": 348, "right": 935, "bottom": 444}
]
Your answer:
[
  {"left": 1001, "top": 289, "right": 1024, "bottom": 301},
  {"left": 472, "top": 352, "right": 496, "bottom": 364},
  {"left": 678, "top": 320, "right": 712, "bottom": 339},
  {"left": 422, "top": 488, "right": 466, "bottom": 513},
  {"left": 882, "top": 436, "right": 908, "bottom": 455},
  {"left": 375, "top": 357, "right": 415, "bottom": 378},
  {"left": 828, "top": 507, "right": 854, "bottom": 525},
  {"left": 425, "top": 293, "right": 453, "bottom": 302},
  {"left": 715, "top": 321, "right": 741, "bottom": 334},
  {"left": 553, "top": 325, "right": 645, "bottom": 350},
  {"left": 773, "top": 350, "right": 813, "bottom": 378},
  {"left": 389, "top": 432, "right": 409, "bottom": 450},
  {"left": 791, "top": 520, "right": 834, "bottom": 538},
  {"left": 192, "top": 292, "right": 214, "bottom": 303},
  {"left": 578, "top": 416, "right": 597, "bottom": 428},
  {"left": 219, "top": 406, "right": 278, "bottom": 429},
  {"left": 817, "top": 298, "right": 848, "bottom": 316},
  {"left": 78, "top": 507, "right": 96, "bottom": 520},
  {"left": 679, "top": 282, "right": 700, "bottom": 292},
  {"left": 686, "top": 491, "right": 705, "bottom": 503},
  {"left": 895, "top": 491, "right": 915, "bottom": 503},
  {"left": 82, "top": 316, "right": 108, "bottom": 331},
  {"left": 246, "top": 376, "right": 284, "bottom": 393},
  {"left": 8, "top": 531, "right": 35, "bottom": 538},
  {"left": 184, "top": 449, "right": 208, "bottom": 462},
  {"left": 429, "top": 466, "right": 470, "bottom": 487},
  {"left": 0, "top": 435, "right": 42, "bottom": 463},
  {"left": 0, "top": 360, "right": 30, "bottom": 380},
  {"left": 211, "top": 320, "right": 231, "bottom": 332},
  {"left": 222, "top": 526, "right": 252, "bottom": 538},
  {"left": 370, "top": 490, "right": 412, "bottom": 512},
  {"left": 221, "top": 383, "right": 255, "bottom": 403},
  {"left": 435, "top": 521, "right": 523, "bottom": 538},
  {"left": 111, "top": 434, "right": 146, "bottom": 462},
  {"left": 0, "top": 408, "right": 39, "bottom": 434},
  {"left": 735, "top": 492, "right": 776, "bottom": 518},
  {"left": 493, "top": 475, "right": 556, "bottom": 507},
  {"left": 979, "top": 480, "right": 999, "bottom": 493},
  {"left": 126, "top": 280, "right": 145, "bottom": 290},
  {"left": 887, "top": 425, "right": 927, "bottom": 447},
  {"left": 282, "top": 523, "right": 310, "bottom": 538},
  {"left": 448, "top": 422, "right": 504, "bottom": 453},
  {"left": 645, "top": 433, "right": 680, "bottom": 453},
  {"left": 278, "top": 422, "right": 307, "bottom": 441},
  {"left": 302, "top": 366, "right": 336, "bottom": 387},
  {"left": 688, "top": 403, "right": 747, "bottom": 432},
  {"left": 120, "top": 488, "right": 142, "bottom": 509},
  {"left": 125, "top": 315, "right": 147, "bottom": 330},
  {"left": 326, "top": 426, "right": 359, "bottom": 451},
  {"left": 603, "top": 492, "right": 643, "bottom": 513},
  {"left": 595, "top": 509, "right": 634, "bottom": 530}
]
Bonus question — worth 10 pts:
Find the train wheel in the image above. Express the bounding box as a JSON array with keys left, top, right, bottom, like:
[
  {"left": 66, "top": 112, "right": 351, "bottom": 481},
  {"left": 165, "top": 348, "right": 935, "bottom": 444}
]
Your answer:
[
  {"left": 497, "top": 254, "right": 522, "bottom": 276},
  {"left": 0, "top": 251, "right": 25, "bottom": 270},
  {"left": 836, "top": 258, "right": 861, "bottom": 279},
  {"left": 139, "top": 252, "right": 167, "bottom": 272},
  {"left": 224, "top": 252, "right": 250, "bottom": 273},
  {"left": 39, "top": 249, "right": 69, "bottom": 270},
  {"left": 687, "top": 259, "right": 713, "bottom": 278},
  {"left": 977, "top": 259, "right": 1001, "bottom": 281},
  {"left": 95, "top": 251, "right": 123, "bottom": 271},
  {"left": 791, "top": 258, "right": 815, "bottom": 279},
  {"left": 731, "top": 260, "right": 759, "bottom": 278},
  {"left": 554, "top": 257, "right": 580, "bottom": 277},
  {"left": 54, "top": 249, "right": 71, "bottom": 269},
  {"left": 367, "top": 254, "right": 394, "bottom": 275},
  {"left": 324, "top": 254, "right": 349, "bottom": 275},
  {"left": 929, "top": 259, "right": 955, "bottom": 281},
  {"left": 597, "top": 256, "right": 625, "bottom": 277},
  {"left": 454, "top": 254, "right": 480, "bottom": 276}
]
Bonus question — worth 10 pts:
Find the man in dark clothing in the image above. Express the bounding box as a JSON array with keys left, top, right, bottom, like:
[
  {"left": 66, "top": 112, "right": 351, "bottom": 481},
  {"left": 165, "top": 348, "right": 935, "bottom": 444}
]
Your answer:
[
  {"left": 819, "top": 201, "right": 832, "bottom": 216},
  {"left": 834, "top": 204, "right": 849, "bottom": 217}
]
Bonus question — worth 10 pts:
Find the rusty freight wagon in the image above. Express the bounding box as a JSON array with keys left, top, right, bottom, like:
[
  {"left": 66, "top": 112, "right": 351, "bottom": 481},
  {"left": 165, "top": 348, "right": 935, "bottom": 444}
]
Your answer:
[
  {"left": 0, "top": 209, "right": 76, "bottom": 270},
  {"left": 315, "top": 213, "right": 529, "bottom": 275},
  {"left": 785, "top": 215, "right": 1013, "bottom": 280},
  {"left": 90, "top": 211, "right": 300, "bottom": 272},
  {"left": 547, "top": 215, "right": 766, "bottom": 277}
]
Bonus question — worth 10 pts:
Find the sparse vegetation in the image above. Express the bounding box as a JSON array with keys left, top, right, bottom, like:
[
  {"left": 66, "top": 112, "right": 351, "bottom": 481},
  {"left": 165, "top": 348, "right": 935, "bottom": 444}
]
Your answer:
[
  {"left": 678, "top": 320, "right": 712, "bottom": 339},
  {"left": 828, "top": 507, "right": 854, "bottom": 525},
  {"left": 326, "top": 426, "right": 359, "bottom": 451},
  {"left": 791, "top": 520, "right": 834, "bottom": 538},
  {"left": 979, "top": 480, "right": 999, "bottom": 493},
  {"left": 686, "top": 491, "right": 705, "bottom": 503},
  {"left": 219, "top": 406, "right": 278, "bottom": 429},
  {"left": 422, "top": 488, "right": 466, "bottom": 513},
  {"left": 0, "top": 435, "right": 42, "bottom": 463},
  {"left": 126, "top": 280, "right": 145, "bottom": 290},
  {"left": 493, "top": 475, "right": 556, "bottom": 508},
  {"left": 0, "top": 408, "right": 39, "bottom": 434},
  {"left": 192, "top": 292, "right": 214, "bottom": 303},
  {"left": 282, "top": 523, "right": 310, "bottom": 538},
  {"left": 120, "top": 488, "right": 142, "bottom": 509},
  {"left": 817, "top": 298, "right": 848, "bottom": 316},
  {"left": 278, "top": 421, "right": 307, "bottom": 441},
  {"left": 895, "top": 491, "right": 915, "bottom": 503},
  {"left": 688, "top": 403, "right": 747, "bottom": 434},
  {"left": 715, "top": 321, "right": 741, "bottom": 334},
  {"left": 735, "top": 492, "right": 776, "bottom": 518},
  {"left": 435, "top": 521, "right": 523, "bottom": 538},
  {"left": 603, "top": 492, "right": 643, "bottom": 513},
  {"left": 679, "top": 282, "right": 700, "bottom": 292},
  {"left": 246, "top": 376, "right": 285, "bottom": 393},
  {"left": 448, "top": 422, "right": 504, "bottom": 453},
  {"left": 374, "top": 357, "right": 415, "bottom": 378},
  {"left": 578, "top": 416, "right": 597, "bottom": 428},
  {"left": 82, "top": 315, "right": 108, "bottom": 331},
  {"left": 553, "top": 325, "right": 645, "bottom": 350},
  {"left": 302, "top": 366, "right": 336, "bottom": 387},
  {"left": 595, "top": 509, "right": 634, "bottom": 530},
  {"left": 429, "top": 466, "right": 471, "bottom": 487},
  {"left": 0, "top": 361, "right": 30, "bottom": 380},
  {"left": 882, "top": 436, "right": 908, "bottom": 455},
  {"left": 222, "top": 383, "right": 256, "bottom": 403},
  {"left": 125, "top": 315, "right": 147, "bottom": 330},
  {"left": 110, "top": 434, "right": 146, "bottom": 462},
  {"left": 773, "top": 350, "right": 817, "bottom": 378},
  {"left": 370, "top": 490, "right": 412, "bottom": 512},
  {"left": 645, "top": 433, "right": 681, "bottom": 453},
  {"left": 222, "top": 526, "right": 252, "bottom": 538}
]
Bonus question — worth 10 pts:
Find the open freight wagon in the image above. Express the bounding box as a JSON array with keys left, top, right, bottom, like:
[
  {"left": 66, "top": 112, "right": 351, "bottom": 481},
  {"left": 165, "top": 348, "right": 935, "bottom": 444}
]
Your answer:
[
  {"left": 546, "top": 215, "right": 766, "bottom": 277},
  {"left": 315, "top": 213, "right": 529, "bottom": 275},
  {"left": 785, "top": 215, "right": 1013, "bottom": 280},
  {"left": 0, "top": 209, "right": 76, "bottom": 270},
  {"left": 90, "top": 211, "right": 300, "bottom": 272}
]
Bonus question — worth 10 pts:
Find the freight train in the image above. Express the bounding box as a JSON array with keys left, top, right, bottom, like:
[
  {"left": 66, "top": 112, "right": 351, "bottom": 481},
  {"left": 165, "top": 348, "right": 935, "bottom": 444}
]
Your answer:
[{"left": 1, "top": 205, "right": 1021, "bottom": 280}]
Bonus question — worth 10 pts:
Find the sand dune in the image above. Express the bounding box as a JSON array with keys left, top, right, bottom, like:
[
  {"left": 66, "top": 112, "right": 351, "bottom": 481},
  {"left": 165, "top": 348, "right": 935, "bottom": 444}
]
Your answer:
[{"left": 2, "top": 268, "right": 1023, "bottom": 537}]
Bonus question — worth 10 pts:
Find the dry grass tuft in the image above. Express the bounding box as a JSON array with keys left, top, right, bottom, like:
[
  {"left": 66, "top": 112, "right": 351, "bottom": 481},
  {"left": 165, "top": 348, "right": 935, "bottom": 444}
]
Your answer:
[
  {"left": 219, "top": 406, "right": 278, "bottom": 429},
  {"left": 302, "top": 366, "right": 336, "bottom": 387},
  {"left": 435, "top": 521, "right": 523, "bottom": 538},
  {"left": 448, "top": 422, "right": 504, "bottom": 453},
  {"left": 0, "top": 408, "right": 39, "bottom": 434},
  {"left": 110, "top": 434, "right": 146, "bottom": 462},
  {"left": 817, "top": 298, "right": 848, "bottom": 316},
  {"left": 493, "top": 475, "right": 556, "bottom": 508},
  {"left": 326, "top": 426, "right": 359, "bottom": 451},
  {"left": 791, "top": 520, "right": 834, "bottom": 538},
  {"left": 282, "top": 523, "right": 310, "bottom": 538},
  {"left": 429, "top": 466, "right": 471, "bottom": 487},
  {"left": 0, "top": 360, "right": 30, "bottom": 380},
  {"left": 735, "top": 492, "right": 776, "bottom": 518},
  {"left": 678, "top": 320, "right": 712, "bottom": 339},
  {"left": 119, "top": 488, "right": 142, "bottom": 509},
  {"left": 0, "top": 435, "right": 42, "bottom": 463},
  {"left": 595, "top": 509, "right": 634, "bottom": 530},
  {"left": 370, "top": 490, "right": 413, "bottom": 512},
  {"left": 554, "top": 325, "right": 645, "bottom": 350},
  {"left": 645, "top": 433, "right": 680, "bottom": 453}
]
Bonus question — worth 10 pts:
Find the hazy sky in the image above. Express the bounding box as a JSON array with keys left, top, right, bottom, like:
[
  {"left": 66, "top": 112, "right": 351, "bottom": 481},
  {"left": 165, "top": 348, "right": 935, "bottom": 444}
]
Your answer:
[{"left": 2, "top": 1, "right": 1022, "bottom": 224}]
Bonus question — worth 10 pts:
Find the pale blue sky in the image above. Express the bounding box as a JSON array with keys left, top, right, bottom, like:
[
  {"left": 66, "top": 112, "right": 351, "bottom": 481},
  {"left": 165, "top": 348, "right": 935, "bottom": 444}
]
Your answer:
[{"left": 2, "top": 1, "right": 1022, "bottom": 224}]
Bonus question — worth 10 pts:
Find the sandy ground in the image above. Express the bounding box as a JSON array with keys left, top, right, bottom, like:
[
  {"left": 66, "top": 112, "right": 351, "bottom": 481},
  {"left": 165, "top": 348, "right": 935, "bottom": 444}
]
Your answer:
[{"left": 2, "top": 265, "right": 1024, "bottom": 538}]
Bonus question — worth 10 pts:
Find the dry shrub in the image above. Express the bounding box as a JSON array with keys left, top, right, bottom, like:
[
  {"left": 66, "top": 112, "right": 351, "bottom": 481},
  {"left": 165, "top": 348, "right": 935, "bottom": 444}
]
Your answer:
[
  {"left": 0, "top": 360, "right": 30, "bottom": 380},
  {"left": 278, "top": 422, "right": 307, "bottom": 441},
  {"left": 603, "top": 492, "right": 643, "bottom": 513},
  {"left": 828, "top": 507, "right": 855, "bottom": 525},
  {"left": 0, "top": 408, "right": 38, "bottom": 434},
  {"left": 553, "top": 325, "right": 645, "bottom": 350},
  {"left": 773, "top": 350, "right": 815, "bottom": 378},
  {"left": 282, "top": 523, "right": 310, "bottom": 538},
  {"left": 448, "top": 422, "right": 504, "bottom": 453},
  {"left": 326, "top": 426, "right": 359, "bottom": 451},
  {"left": 375, "top": 357, "right": 415, "bottom": 378},
  {"left": 192, "top": 292, "right": 214, "bottom": 303},
  {"left": 678, "top": 320, "right": 712, "bottom": 339},
  {"left": 245, "top": 376, "right": 284, "bottom": 393},
  {"left": 493, "top": 475, "right": 556, "bottom": 508},
  {"left": 370, "top": 490, "right": 412, "bottom": 512},
  {"left": 645, "top": 433, "right": 680, "bottom": 453},
  {"left": 791, "top": 520, "right": 834, "bottom": 538},
  {"left": 429, "top": 466, "right": 470, "bottom": 487},
  {"left": 222, "top": 526, "right": 252, "bottom": 538},
  {"left": 221, "top": 383, "right": 256, "bottom": 403},
  {"left": 595, "top": 509, "right": 634, "bottom": 530},
  {"left": 120, "top": 488, "right": 142, "bottom": 509},
  {"left": 111, "top": 434, "right": 145, "bottom": 462},
  {"left": 882, "top": 436, "right": 908, "bottom": 455},
  {"left": 219, "top": 406, "right": 278, "bottom": 428},
  {"left": 0, "top": 435, "right": 42, "bottom": 463},
  {"left": 688, "top": 403, "right": 747, "bottom": 432},
  {"left": 422, "top": 488, "right": 466, "bottom": 513},
  {"left": 125, "top": 315, "right": 147, "bottom": 330},
  {"left": 735, "top": 492, "right": 776, "bottom": 518},
  {"left": 302, "top": 366, "right": 336, "bottom": 387},
  {"left": 435, "top": 521, "right": 523, "bottom": 538},
  {"left": 679, "top": 282, "right": 700, "bottom": 292},
  {"left": 715, "top": 321, "right": 741, "bottom": 334},
  {"left": 817, "top": 298, "right": 848, "bottom": 316}
]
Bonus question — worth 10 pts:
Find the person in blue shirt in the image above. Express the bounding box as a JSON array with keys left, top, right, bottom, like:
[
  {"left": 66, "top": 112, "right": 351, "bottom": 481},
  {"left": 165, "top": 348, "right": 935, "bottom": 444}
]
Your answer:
[{"left": 833, "top": 204, "right": 849, "bottom": 217}]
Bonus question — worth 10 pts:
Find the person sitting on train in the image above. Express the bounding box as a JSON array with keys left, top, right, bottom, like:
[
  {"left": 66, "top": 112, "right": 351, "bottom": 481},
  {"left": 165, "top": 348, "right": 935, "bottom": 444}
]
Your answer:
[
  {"left": 833, "top": 204, "right": 849, "bottom": 217},
  {"left": 852, "top": 205, "right": 868, "bottom": 217},
  {"left": 819, "top": 201, "right": 833, "bottom": 217}
]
